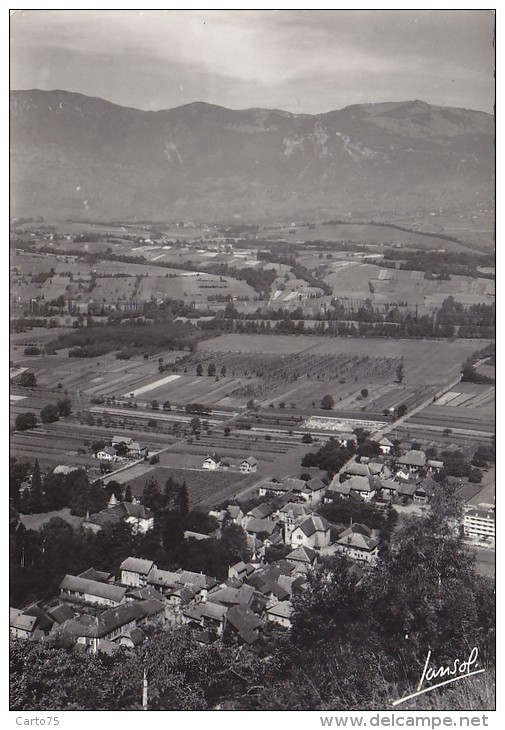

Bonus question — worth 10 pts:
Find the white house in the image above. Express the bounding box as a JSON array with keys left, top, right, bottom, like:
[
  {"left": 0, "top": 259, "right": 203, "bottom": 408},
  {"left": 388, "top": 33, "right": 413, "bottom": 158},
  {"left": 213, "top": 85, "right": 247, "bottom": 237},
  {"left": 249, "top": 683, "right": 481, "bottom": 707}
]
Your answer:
[
  {"left": 122, "top": 503, "right": 155, "bottom": 534},
  {"left": 128, "top": 441, "right": 148, "bottom": 458},
  {"left": 10, "top": 609, "right": 37, "bottom": 639},
  {"left": 240, "top": 456, "right": 258, "bottom": 473},
  {"left": 203, "top": 453, "right": 221, "bottom": 470},
  {"left": 120, "top": 557, "right": 156, "bottom": 588},
  {"left": 96, "top": 447, "right": 119, "bottom": 462},
  {"left": 336, "top": 524, "right": 379, "bottom": 564},
  {"left": 378, "top": 436, "right": 393, "bottom": 455},
  {"left": 84, "top": 500, "right": 154, "bottom": 535}
]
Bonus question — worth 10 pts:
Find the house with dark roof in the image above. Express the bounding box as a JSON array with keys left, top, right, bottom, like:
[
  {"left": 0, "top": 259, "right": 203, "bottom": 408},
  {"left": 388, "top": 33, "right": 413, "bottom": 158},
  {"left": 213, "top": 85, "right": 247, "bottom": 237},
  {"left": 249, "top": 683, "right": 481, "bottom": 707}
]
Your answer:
[
  {"left": 84, "top": 501, "right": 154, "bottom": 535},
  {"left": 46, "top": 603, "right": 75, "bottom": 625},
  {"left": 182, "top": 600, "right": 228, "bottom": 636},
  {"left": 136, "top": 598, "right": 166, "bottom": 626},
  {"left": 258, "top": 480, "right": 293, "bottom": 499},
  {"left": 240, "top": 456, "right": 258, "bottom": 473},
  {"left": 77, "top": 567, "right": 114, "bottom": 584},
  {"left": 207, "top": 584, "right": 255, "bottom": 608},
  {"left": 277, "top": 502, "right": 312, "bottom": 527},
  {"left": 427, "top": 459, "right": 444, "bottom": 475},
  {"left": 112, "top": 436, "right": 133, "bottom": 448},
  {"left": 396, "top": 480, "right": 418, "bottom": 500},
  {"left": 225, "top": 605, "right": 262, "bottom": 644},
  {"left": 288, "top": 514, "right": 331, "bottom": 550},
  {"left": 413, "top": 476, "right": 438, "bottom": 504},
  {"left": 228, "top": 561, "right": 256, "bottom": 581},
  {"left": 297, "top": 477, "right": 326, "bottom": 504},
  {"left": 244, "top": 518, "right": 280, "bottom": 545},
  {"left": 242, "top": 502, "right": 277, "bottom": 527},
  {"left": 176, "top": 569, "right": 218, "bottom": 593},
  {"left": 336, "top": 524, "right": 379, "bottom": 564},
  {"left": 96, "top": 446, "right": 119, "bottom": 462},
  {"left": 258, "top": 476, "right": 325, "bottom": 503},
  {"left": 55, "top": 602, "right": 146, "bottom": 653},
  {"left": 377, "top": 479, "right": 400, "bottom": 499},
  {"left": 165, "top": 586, "right": 197, "bottom": 622},
  {"left": 209, "top": 504, "right": 244, "bottom": 527},
  {"left": 285, "top": 545, "right": 318, "bottom": 571},
  {"left": 341, "top": 461, "right": 372, "bottom": 479},
  {"left": 118, "top": 627, "right": 146, "bottom": 649},
  {"left": 128, "top": 441, "right": 148, "bottom": 458},
  {"left": 146, "top": 568, "right": 181, "bottom": 594},
  {"left": 126, "top": 585, "right": 164, "bottom": 602},
  {"left": 120, "top": 558, "right": 156, "bottom": 588},
  {"left": 377, "top": 436, "right": 393, "bottom": 455},
  {"left": 396, "top": 450, "right": 427, "bottom": 478},
  {"left": 82, "top": 510, "right": 122, "bottom": 532},
  {"left": 122, "top": 502, "right": 154, "bottom": 533},
  {"left": 337, "top": 432, "right": 358, "bottom": 448},
  {"left": 327, "top": 474, "right": 380, "bottom": 502},
  {"left": 60, "top": 575, "right": 127, "bottom": 607},
  {"left": 246, "top": 565, "right": 291, "bottom": 602},
  {"left": 265, "top": 601, "right": 293, "bottom": 629},
  {"left": 203, "top": 453, "right": 221, "bottom": 470},
  {"left": 10, "top": 608, "right": 37, "bottom": 639}
]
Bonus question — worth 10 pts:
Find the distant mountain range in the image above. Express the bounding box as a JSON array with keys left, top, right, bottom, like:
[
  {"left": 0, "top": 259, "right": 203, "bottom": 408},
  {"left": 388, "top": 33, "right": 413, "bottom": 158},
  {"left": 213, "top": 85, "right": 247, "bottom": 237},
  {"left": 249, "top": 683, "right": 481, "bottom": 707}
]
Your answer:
[{"left": 10, "top": 89, "right": 494, "bottom": 222}]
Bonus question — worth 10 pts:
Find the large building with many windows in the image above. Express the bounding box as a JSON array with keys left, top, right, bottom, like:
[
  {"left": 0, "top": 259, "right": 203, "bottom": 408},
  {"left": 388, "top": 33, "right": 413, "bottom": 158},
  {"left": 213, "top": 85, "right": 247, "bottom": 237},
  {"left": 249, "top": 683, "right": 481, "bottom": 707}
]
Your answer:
[{"left": 463, "top": 505, "right": 495, "bottom": 542}]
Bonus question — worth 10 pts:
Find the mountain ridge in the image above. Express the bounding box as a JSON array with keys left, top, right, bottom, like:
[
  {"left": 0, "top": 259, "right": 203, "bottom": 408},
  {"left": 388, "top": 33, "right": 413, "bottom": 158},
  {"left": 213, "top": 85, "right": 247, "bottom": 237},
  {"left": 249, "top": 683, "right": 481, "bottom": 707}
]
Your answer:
[
  {"left": 11, "top": 88, "right": 493, "bottom": 118},
  {"left": 10, "top": 89, "right": 494, "bottom": 222}
]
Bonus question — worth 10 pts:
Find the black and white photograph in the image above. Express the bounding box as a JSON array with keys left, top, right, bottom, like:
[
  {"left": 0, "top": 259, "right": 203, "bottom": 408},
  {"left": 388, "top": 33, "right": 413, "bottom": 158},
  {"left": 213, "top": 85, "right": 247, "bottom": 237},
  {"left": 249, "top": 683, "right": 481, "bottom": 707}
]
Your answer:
[{"left": 9, "top": 8, "right": 496, "bottom": 717}]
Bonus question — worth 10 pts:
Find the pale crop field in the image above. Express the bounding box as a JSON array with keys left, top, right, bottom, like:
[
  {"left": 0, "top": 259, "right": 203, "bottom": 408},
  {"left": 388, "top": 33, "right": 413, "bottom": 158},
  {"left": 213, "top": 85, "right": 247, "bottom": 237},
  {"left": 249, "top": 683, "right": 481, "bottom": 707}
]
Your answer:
[{"left": 124, "top": 374, "right": 181, "bottom": 398}]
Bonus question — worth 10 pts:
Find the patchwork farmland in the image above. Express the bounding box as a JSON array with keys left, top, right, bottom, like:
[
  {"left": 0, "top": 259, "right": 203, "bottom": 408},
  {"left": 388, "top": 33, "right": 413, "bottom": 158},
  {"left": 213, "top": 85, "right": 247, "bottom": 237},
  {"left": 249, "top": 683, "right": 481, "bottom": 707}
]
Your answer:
[
  {"left": 408, "top": 382, "right": 495, "bottom": 434},
  {"left": 323, "top": 261, "right": 494, "bottom": 311}
]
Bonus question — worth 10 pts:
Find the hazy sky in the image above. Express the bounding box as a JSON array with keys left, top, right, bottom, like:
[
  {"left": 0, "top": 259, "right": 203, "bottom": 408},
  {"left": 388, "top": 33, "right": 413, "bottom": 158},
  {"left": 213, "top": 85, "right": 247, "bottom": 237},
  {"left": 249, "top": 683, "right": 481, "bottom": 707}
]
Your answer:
[{"left": 10, "top": 9, "right": 495, "bottom": 114}]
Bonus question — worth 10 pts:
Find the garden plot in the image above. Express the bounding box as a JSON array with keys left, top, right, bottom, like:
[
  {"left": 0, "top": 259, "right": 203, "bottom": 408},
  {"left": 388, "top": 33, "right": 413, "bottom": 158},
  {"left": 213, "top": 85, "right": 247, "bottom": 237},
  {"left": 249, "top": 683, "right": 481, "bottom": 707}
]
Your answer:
[
  {"left": 410, "top": 383, "right": 495, "bottom": 434},
  {"left": 120, "top": 466, "right": 250, "bottom": 507},
  {"left": 303, "top": 416, "right": 387, "bottom": 432}
]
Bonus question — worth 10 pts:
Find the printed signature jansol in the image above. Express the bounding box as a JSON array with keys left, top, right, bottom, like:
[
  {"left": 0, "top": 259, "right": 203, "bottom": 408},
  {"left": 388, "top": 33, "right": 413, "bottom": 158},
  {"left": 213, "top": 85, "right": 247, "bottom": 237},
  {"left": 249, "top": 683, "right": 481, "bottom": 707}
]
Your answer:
[{"left": 392, "top": 647, "right": 485, "bottom": 706}]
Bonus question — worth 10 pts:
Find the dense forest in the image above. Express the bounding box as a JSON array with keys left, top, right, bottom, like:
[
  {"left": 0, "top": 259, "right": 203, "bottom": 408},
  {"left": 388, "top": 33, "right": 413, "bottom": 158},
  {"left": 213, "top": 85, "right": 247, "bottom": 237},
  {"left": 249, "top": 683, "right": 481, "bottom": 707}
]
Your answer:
[{"left": 44, "top": 320, "right": 203, "bottom": 358}]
